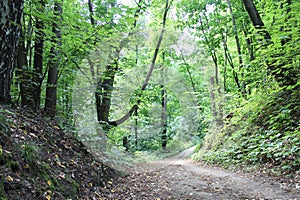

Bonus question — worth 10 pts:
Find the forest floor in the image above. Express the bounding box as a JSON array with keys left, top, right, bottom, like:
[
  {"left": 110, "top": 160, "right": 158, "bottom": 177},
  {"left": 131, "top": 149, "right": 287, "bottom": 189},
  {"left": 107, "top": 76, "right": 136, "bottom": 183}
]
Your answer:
[
  {"left": 90, "top": 146, "right": 300, "bottom": 199},
  {"left": 1, "top": 106, "right": 299, "bottom": 199}
]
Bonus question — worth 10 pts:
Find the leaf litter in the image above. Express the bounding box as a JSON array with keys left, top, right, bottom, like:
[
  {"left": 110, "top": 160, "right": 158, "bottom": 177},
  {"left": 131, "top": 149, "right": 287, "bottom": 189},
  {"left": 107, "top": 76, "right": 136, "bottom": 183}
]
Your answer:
[
  {"left": 1, "top": 106, "right": 299, "bottom": 199},
  {"left": 85, "top": 147, "right": 300, "bottom": 199}
]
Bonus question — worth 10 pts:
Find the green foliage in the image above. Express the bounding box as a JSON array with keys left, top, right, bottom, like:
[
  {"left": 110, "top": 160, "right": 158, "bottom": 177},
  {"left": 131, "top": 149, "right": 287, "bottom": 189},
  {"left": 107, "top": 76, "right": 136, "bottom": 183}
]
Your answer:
[
  {"left": 174, "top": 0, "right": 299, "bottom": 175},
  {"left": 20, "top": 143, "right": 39, "bottom": 165},
  {"left": 0, "top": 176, "right": 6, "bottom": 200},
  {"left": 0, "top": 112, "right": 10, "bottom": 137},
  {"left": 196, "top": 85, "right": 300, "bottom": 173},
  {"left": 9, "top": 0, "right": 300, "bottom": 176}
]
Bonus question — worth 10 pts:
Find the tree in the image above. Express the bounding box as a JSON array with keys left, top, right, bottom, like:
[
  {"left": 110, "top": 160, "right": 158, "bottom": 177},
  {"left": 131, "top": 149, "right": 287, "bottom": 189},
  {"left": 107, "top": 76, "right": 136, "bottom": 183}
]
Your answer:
[
  {"left": 0, "top": 0, "right": 24, "bottom": 104},
  {"left": 242, "top": 0, "right": 272, "bottom": 42},
  {"left": 18, "top": 0, "right": 45, "bottom": 109},
  {"left": 32, "top": 0, "right": 45, "bottom": 110},
  {"left": 88, "top": 0, "right": 172, "bottom": 131},
  {"left": 242, "top": 0, "right": 298, "bottom": 87},
  {"left": 160, "top": 52, "right": 167, "bottom": 150},
  {"left": 44, "top": 0, "right": 63, "bottom": 117},
  {"left": 93, "top": 0, "right": 144, "bottom": 127}
]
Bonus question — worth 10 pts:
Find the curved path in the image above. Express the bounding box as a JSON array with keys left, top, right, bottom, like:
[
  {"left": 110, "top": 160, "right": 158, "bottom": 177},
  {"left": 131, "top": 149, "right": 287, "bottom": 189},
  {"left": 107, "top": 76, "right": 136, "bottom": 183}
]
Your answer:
[{"left": 92, "top": 146, "right": 300, "bottom": 199}]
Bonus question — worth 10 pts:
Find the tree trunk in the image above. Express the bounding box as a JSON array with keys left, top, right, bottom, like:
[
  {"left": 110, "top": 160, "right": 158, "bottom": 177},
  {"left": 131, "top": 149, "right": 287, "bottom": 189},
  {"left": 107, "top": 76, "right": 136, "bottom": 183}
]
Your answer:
[
  {"left": 241, "top": 23, "right": 255, "bottom": 62},
  {"left": 242, "top": 0, "right": 272, "bottom": 42},
  {"left": 227, "top": 0, "right": 246, "bottom": 95},
  {"left": 0, "top": 0, "right": 24, "bottom": 104},
  {"left": 161, "top": 84, "right": 167, "bottom": 150},
  {"left": 44, "top": 0, "right": 63, "bottom": 117},
  {"left": 95, "top": 64, "right": 118, "bottom": 123},
  {"left": 87, "top": 0, "right": 144, "bottom": 130},
  {"left": 17, "top": 32, "right": 32, "bottom": 107},
  {"left": 222, "top": 34, "right": 241, "bottom": 92},
  {"left": 134, "top": 106, "right": 138, "bottom": 149},
  {"left": 92, "top": 0, "right": 171, "bottom": 130},
  {"left": 32, "top": 0, "right": 45, "bottom": 110},
  {"left": 198, "top": 14, "right": 219, "bottom": 85},
  {"left": 242, "top": 0, "right": 298, "bottom": 87},
  {"left": 18, "top": 0, "right": 45, "bottom": 109},
  {"left": 210, "top": 76, "right": 218, "bottom": 120},
  {"left": 88, "top": 0, "right": 95, "bottom": 28},
  {"left": 161, "top": 52, "right": 167, "bottom": 150},
  {"left": 109, "top": 0, "right": 171, "bottom": 127}
]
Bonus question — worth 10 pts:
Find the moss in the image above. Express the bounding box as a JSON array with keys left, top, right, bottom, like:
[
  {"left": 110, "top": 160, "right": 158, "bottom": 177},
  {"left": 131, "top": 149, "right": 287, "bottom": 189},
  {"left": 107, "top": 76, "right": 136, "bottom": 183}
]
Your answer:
[
  {"left": 41, "top": 161, "right": 51, "bottom": 170},
  {"left": 20, "top": 143, "right": 39, "bottom": 165},
  {"left": 0, "top": 152, "right": 13, "bottom": 167},
  {"left": 0, "top": 111, "right": 12, "bottom": 141},
  {"left": 0, "top": 177, "right": 7, "bottom": 200},
  {"left": 5, "top": 161, "right": 19, "bottom": 172},
  {"left": 71, "top": 179, "right": 80, "bottom": 194},
  {"left": 57, "top": 175, "right": 80, "bottom": 198}
]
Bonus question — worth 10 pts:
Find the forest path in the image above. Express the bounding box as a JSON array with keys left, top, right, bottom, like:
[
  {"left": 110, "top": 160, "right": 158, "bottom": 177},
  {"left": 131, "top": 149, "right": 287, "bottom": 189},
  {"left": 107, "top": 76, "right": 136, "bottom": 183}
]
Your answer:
[{"left": 94, "top": 146, "right": 300, "bottom": 199}]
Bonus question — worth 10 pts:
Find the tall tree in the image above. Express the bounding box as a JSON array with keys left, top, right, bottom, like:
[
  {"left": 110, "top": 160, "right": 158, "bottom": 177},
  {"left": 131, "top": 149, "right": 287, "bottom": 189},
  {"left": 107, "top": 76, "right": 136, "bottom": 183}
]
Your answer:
[
  {"left": 242, "top": 0, "right": 298, "bottom": 86},
  {"left": 18, "top": 0, "right": 45, "bottom": 109},
  {"left": 226, "top": 0, "right": 246, "bottom": 95},
  {"left": 160, "top": 51, "right": 167, "bottom": 150},
  {"left": 44, "top": 0, "right": 63, "bottom": 117},
  {"left": 32, "top": 0, "right": 45, "bottom": 110},
  {"left": 242, "top": 0, "right": 272, "bottom": 42},
  {"left": 97, "top": 25, "right": 140, "bottom": 126},
  {"left": 17, "top": 31, "right": 29, "bottom": 107},
  {"left": 0, "top": 0, "right": 24, "bottom": 104},
  {"left": 109, "top": 0, "right": 172, "bottom": 127},
  {"left": 87, "top": 0, "right": 146, "bottom": 126}
]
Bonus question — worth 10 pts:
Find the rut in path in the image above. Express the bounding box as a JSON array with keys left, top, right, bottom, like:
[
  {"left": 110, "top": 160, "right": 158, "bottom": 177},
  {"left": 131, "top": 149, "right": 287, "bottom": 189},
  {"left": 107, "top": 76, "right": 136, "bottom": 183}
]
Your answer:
[{"left": 91, "top": 146, "right": 300, "bottom": 199}]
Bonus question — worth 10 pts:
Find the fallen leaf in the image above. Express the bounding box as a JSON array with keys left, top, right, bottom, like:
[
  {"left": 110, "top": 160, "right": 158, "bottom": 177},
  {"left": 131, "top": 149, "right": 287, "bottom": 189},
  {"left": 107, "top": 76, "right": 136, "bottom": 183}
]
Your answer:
[
  {"left": 70, "top": 159, "right": 77, "bottom": 165},
  {"left": 3, "top": 149, "right": 11, "bottom": 154},
  {"left": 47, "top": 180, "right": 52, "bottom": 186},
  {"left": 94, "top": 192, "right": 101, "bottom": 197},
  {"left": 45, "top": 194, "right": 51, "bottom": 200},
  {"left": 56, "top": 161, "right": 66, "bottom": 168},
  {"left": 24, "top": 164, "right": 30, "bottom": 169},
  {"left": 29, "top": 133, "right": 38, "bottom": 138},
  {"left": 43, "top": 190, "right": 52, "bottom": 200},
  {"left": 58, "top": 172, "right": 65, "bottom": 179},
  {"left": 5, "top": 175, "right": 13, "bottom": 182}
]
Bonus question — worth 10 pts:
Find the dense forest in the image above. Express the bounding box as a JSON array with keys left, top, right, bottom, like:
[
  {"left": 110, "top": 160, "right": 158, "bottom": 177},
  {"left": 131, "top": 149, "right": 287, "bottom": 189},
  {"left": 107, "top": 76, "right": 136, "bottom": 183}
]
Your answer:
[{"left": 0, "top": 0, "right": 299, "bottom": 198}]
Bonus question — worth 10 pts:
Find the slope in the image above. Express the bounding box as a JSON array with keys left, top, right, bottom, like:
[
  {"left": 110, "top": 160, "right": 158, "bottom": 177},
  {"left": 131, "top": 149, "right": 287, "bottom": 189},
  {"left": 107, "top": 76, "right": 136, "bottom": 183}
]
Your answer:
[{"left": 0, "top": 106, "right": 117, "bottom": 199}]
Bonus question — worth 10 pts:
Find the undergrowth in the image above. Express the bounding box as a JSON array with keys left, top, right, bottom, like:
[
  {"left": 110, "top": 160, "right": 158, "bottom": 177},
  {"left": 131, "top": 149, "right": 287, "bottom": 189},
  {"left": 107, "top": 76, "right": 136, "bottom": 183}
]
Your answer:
[{"left": 195, "top": 85, "right": 300, "bottom": 174}]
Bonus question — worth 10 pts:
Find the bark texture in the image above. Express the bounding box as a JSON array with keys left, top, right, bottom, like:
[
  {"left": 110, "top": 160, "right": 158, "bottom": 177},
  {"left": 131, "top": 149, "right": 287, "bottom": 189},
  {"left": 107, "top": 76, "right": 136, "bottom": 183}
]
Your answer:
[
  {"left": 0, "top": 0, "right": 24, "bottom": 104},
  {"left": 44, "top": 1, "right": 63, "bottom": 117},
  {"left": 32, "top": 0, "right": 45, "bottom": 109}
]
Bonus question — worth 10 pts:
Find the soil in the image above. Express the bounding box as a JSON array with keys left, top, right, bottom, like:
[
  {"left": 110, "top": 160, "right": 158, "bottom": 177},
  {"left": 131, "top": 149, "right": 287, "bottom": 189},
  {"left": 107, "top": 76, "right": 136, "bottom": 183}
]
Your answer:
[
  {"left": 1, "top": 106, "right": 299, "bottom": 199},
  {"left": 0, "top": 106, "right": 117, "bottom": 199},
  {"left": 91, "top": 146, "right": 300, "bottom": 199}
]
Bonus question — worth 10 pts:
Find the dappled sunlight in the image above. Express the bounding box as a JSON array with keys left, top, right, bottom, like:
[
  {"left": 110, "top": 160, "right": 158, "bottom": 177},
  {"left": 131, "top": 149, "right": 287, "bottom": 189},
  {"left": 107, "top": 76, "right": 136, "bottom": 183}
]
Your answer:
[{"left": 0, "top": 0, "right": 299, "bottom": 199}]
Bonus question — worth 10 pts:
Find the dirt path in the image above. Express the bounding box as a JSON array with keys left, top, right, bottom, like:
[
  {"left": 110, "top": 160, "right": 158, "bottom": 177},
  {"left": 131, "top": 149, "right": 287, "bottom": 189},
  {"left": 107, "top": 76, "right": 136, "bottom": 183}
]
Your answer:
[{"left": 93, "top": 146, "right": 300, "bottom": 199}]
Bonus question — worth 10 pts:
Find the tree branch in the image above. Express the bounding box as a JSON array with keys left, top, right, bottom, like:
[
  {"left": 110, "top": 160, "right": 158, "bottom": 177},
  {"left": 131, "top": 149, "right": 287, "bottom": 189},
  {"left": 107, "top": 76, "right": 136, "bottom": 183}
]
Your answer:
[{"left": 109, "top": 0, "right": 172, "bottom": 126}]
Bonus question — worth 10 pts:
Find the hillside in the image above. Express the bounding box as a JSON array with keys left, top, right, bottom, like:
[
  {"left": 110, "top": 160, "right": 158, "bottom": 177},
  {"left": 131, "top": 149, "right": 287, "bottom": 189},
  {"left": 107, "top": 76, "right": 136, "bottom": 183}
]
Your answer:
[
  {"left": 0, "top": 106, "right": 117, "bottom": 199},
  {"left": 1, "top": 106, "right": 299, "bottom": 199}
]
